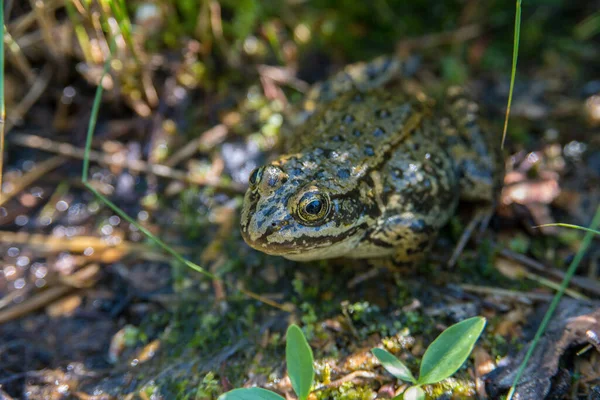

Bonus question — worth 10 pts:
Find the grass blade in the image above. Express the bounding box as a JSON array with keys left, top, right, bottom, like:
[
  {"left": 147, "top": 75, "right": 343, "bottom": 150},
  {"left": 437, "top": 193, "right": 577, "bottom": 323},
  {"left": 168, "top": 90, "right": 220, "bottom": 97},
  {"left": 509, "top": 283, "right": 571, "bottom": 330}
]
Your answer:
[
  {"left": 501, "top": 0, "right": 522, "bottom": 149},
  {"left": 507, "top": 205, "right": 600, "bottom": 399},
  {"left": 0, "top": 0, "right": 5, "bottom": 197},
  {"left": 534, "top": 223, "right": 600, "bottom": 236}
]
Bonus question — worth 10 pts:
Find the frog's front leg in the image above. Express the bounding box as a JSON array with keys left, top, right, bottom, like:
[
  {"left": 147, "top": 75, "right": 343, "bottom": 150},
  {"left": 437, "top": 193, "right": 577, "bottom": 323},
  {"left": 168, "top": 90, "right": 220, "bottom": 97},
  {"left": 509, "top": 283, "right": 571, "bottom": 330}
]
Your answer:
[{"left": 369, "top": 214, "right": 440, "bottom": 267}]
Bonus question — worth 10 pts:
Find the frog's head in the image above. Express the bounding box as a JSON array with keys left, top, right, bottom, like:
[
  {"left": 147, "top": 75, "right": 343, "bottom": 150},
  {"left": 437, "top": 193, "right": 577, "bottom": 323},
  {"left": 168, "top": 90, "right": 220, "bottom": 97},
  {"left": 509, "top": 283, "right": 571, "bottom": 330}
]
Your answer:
[{"left": 240, "top": 155, "right": 370, "bottom": 261}]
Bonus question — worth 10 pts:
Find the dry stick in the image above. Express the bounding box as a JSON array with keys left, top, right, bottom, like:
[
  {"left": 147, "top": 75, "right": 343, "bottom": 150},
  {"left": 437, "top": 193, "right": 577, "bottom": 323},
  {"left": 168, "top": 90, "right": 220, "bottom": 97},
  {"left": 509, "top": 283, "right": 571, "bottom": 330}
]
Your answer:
[
  {"left": 0, "top": 285, "right": 72, "bottom": 324},
  {"left": 164, "top": 124, "right": 228, "bottom": 167},
  {"left": 460, "top": 284, "right": 559, "bottom": 302},
  {"left": 3, "top": 27, "right": 36, "bottom": 84},
  {"left": 0, "top": 156, "right": 67, "bottom": 207},
  {"left": 314, "top": 371, "right": 391, "bottom": 391},
  {"left": 5, "top": 65, "right": 53, "bottom": 132},
  {"left": 0, "top": 230, "right": 137, "bottom": 253},
  {"left": 499, "top": 248, "right": 600, "bottom": 297},
  {"left": 8, "top": 132, "right": 246, "bottom": 192},
  {"left": 396, "top": 23, "right": 482, "bottom": 50},
  {"left": 28, "top": 0, "right": 61, "bottom": 61},
  {"left": 8, "top": 0, "right": 61, "bottom": 37}
]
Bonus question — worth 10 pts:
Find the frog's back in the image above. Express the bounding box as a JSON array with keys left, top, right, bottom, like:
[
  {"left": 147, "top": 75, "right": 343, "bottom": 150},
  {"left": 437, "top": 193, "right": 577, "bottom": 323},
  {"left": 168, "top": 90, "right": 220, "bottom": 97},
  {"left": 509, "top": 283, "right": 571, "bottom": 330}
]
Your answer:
[{"left": 290, "top": 88, "right": 433, "bottom": 168}]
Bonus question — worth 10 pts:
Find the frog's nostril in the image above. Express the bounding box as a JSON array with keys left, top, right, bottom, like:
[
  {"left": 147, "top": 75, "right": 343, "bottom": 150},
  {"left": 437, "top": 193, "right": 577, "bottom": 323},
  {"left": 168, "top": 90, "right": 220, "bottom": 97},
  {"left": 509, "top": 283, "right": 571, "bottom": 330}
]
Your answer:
[
  {"left": 257, "top": 166, "right": 288, "bottom": 193},
  {"left": 249, "top": 167, "right": 263, "bottom": 187}
]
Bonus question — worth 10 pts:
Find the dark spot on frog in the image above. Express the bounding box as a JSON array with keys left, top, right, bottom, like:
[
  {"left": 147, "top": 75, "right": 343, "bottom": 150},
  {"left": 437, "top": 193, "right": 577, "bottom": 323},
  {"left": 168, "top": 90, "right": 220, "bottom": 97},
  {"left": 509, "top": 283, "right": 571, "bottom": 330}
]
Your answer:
[
  {"left": 364, "top": 145, "right": 375, "bottom": 156},
  {"left": 342, "top": 114, "right": 355, "bottom": 124},
  {"left": 376, "top": 109, "right": 391, "bottom": 118},
  {"left": 373, "top": 127, "right": 385, "bottom": 137},
  {"left": 267, "top": 174, "right": 279, "bottom": 187},
  {"left": 261, "top": 205, "right": 277, "bottom": 218},
  {"left": 353, "top": 129, "right": 362, "bottom": 137},
  {"left": 464, "top": 119, "right": 478, "bottom": 130},
  {"left": 366, "top": 64, "right": 381, "bottom": 80},
  {"left": 352, "top": 94, "right": 364, "bottom": 102},
  {"left": 290, "top": 168, "right": 303, "bottom": 177},
  {"left": 337, "top": 169, "right": 351, "bottom": 179},
  {"left": 315, "top": 169, "right": 328, "bottom": 179},
  {"left": 392, "top": 169, "right": 403, "bottom": 179},
  {"left": 332, "top": 134, "right": 344, "bottom": 142}
]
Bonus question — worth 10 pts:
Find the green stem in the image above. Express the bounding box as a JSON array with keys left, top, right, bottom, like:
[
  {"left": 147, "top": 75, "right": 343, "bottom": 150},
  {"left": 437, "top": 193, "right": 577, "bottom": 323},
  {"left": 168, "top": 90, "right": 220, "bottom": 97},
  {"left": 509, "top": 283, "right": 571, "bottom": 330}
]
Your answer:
[{"left": 501, "top": 0, "right": 522, "bottom": 149}]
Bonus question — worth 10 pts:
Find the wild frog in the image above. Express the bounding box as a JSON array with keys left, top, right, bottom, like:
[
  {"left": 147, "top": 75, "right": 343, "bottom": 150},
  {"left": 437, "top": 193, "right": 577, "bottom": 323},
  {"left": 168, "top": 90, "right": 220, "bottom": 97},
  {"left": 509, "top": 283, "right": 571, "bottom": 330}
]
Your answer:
[{"left": 240, "top": 57, "right": 503, "bottom": 265}]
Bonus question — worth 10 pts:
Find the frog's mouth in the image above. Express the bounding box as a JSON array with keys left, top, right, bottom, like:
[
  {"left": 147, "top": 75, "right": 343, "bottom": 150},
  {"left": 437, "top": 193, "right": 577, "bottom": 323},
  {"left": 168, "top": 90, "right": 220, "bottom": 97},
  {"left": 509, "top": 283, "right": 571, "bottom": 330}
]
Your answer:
[{"left": 241, "top": 223, "right": 367, "bottom": 262}]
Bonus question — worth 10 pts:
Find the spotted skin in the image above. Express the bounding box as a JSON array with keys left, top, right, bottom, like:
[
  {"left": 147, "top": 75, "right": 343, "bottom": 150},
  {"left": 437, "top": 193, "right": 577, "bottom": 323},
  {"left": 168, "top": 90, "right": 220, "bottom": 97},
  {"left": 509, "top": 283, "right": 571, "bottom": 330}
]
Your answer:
[{"left": 240, "top": 56, "right": 503, "bottom": 263}]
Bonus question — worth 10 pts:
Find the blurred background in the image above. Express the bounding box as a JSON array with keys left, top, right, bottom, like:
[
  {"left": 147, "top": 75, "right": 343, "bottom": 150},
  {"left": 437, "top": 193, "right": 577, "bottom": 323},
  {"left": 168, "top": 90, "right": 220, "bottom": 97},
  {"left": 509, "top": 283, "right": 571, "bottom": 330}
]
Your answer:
[{"left": 0, "top": 0, "right": 599, "bottom": 399}]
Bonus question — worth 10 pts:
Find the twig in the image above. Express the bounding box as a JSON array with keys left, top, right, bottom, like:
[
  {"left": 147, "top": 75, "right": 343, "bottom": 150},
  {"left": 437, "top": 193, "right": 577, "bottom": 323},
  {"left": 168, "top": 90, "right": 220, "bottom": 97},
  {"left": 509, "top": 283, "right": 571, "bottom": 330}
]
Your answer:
[
  {"left": 5, "top": 65, "right": 53, "bottom": 132},
  {"left": 499, "top": 248, "right": 600, "bottom": 297},
  {"left": 0, "top": 285, "right": 72, "bottom": 324},
  {"left": 0, "top": 156, "right": 67, "bottom": 207},
  {"left": 0, "top": 230, "right": 136, "bottom": 253},
  {"left": 257, "top": 65, "right": 310, "bottom": 93},
  {"left": 165, "top": 124, "right": 228, "bottom": 167},
  {"left": 9, "top": 0, "right": 61, "bottom": 37},
  {"left": 314, "top": 371, "right": 391, "bottom": 391},
  {"left": 396, "top": 24, "right": 482, "bottom": 50},
  {"left": 459, "top": 284, "right": 557, "bottom": 302},
  {"left": 3, "top": 26, "right": 36, "bottom": 84},
  {"left": 29, "top": 0, "right": 61, "bottom": 61},
  {"left": 8, "top": 132, "right": 245, "bottom": 192}
]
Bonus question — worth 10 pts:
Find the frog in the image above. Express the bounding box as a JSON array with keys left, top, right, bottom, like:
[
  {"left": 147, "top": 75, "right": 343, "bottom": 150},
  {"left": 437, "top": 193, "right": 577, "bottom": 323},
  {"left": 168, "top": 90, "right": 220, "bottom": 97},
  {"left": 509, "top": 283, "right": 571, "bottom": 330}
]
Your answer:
[{"left": 240, "top": 56, "right": 503, "bottom": 265}]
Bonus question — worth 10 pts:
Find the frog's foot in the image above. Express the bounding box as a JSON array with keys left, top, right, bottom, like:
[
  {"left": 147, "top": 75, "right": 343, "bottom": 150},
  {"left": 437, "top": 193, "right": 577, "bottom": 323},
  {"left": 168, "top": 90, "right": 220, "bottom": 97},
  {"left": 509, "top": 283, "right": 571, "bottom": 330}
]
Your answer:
[{"left": 447, "top": 206, "right": 495, "bottom": 267}]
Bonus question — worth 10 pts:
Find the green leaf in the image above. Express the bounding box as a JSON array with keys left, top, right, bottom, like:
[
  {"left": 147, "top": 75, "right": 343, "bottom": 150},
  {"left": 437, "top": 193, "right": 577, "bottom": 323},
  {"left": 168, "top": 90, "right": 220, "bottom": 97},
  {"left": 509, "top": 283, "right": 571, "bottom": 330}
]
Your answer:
[
  {"left": 417, "top": 316, "right": 486, "bottom": 385},
  {"left": 403, "top": 386, "right": 425, "bottom": 400},
  {"left": 286, "top": 324, "right": 314, "bottom": 400},
  {"left": 218, "top": 388, "right": 284, "bottom": 400},
  {"left": 371, "top": 348, "right": 416, "bottom": 383}
]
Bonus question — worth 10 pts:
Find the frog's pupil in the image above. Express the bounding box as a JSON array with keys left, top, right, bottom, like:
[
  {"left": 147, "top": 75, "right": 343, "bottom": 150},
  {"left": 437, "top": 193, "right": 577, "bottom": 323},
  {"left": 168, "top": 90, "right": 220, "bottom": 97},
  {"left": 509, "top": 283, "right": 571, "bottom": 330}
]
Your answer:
[{"left": 305, "top": 199, "right": 322, "bottom": 215}]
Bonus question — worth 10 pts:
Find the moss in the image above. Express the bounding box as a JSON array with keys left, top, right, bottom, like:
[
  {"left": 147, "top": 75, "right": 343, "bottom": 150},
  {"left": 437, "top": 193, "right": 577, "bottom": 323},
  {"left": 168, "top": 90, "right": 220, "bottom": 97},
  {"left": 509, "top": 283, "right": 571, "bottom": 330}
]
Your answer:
[{"left": 316, "top": 382, "right": 377, "bottom": 400}]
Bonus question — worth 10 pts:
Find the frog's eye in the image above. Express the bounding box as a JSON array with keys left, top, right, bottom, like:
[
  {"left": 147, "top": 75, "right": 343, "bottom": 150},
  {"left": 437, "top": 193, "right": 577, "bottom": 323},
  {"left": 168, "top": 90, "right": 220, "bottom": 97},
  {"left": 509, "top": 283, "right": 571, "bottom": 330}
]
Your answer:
[
  {"left": 248, "top": 167, "right": 263, "bottom": 188},
  {"left": 297, "top": 192, "right": 331, "bottom": 224}
]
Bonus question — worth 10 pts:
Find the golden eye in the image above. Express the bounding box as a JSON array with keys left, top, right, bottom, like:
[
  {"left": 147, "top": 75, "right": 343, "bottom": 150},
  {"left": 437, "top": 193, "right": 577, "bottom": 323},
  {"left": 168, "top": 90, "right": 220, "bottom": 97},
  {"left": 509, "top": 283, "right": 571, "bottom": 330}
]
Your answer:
[{"left": 297, "top": 192, "right": 330, "bottom": 223}]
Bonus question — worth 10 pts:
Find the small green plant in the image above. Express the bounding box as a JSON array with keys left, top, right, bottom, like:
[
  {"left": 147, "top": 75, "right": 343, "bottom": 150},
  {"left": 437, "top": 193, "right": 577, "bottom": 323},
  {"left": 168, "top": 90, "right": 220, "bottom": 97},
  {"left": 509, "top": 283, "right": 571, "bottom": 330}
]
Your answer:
[
  {"left": 220, "top": 318, "right": 486, "bottom": 400},
  {"left": 219, "top": 324, "right": 314, "bottom": 400},
  {"left": 372, "top": 316, "right": 486, "bottom": 400}
]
